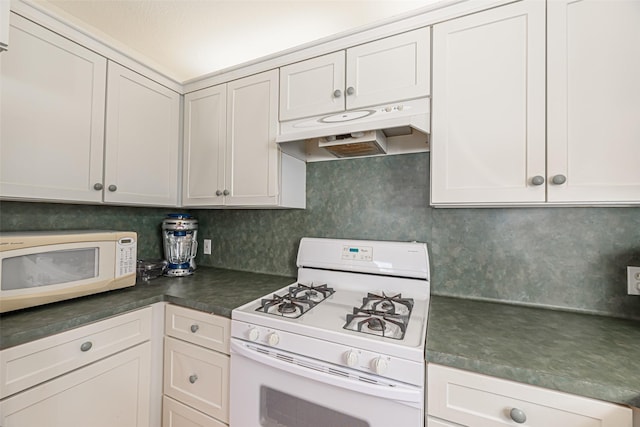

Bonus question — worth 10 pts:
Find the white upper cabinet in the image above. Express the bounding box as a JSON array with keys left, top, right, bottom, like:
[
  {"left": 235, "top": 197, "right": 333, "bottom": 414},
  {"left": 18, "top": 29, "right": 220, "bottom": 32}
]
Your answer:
[
  {"left": 0, "top": 13, "right": 107, "bottom": 203},
  {"left": 546, "top": 0, "right": 640, "bottom": 204},
  {"left": 104, "top": 61, "right": 180, "bottom": 206},
  {"left": 183, "top": 70, "right": 305, "bottom": 208},
  {"left": 182, "top": 84, "right": 227, "bottom": 206},
  {"left": 430, "top": 0, "right": 546, "bottom": 205},
  {"left": 279, "top": 27, "right": 430, "bottom": 121},
  {"left": 431, "top": 0, "right": 640, "bottom": 206}
]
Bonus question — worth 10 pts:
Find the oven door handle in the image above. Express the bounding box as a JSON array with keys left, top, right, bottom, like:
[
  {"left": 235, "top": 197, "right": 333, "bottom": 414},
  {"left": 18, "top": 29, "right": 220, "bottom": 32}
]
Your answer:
[{"left": 230, "top": 339, "right": 422, "bottom": 404}]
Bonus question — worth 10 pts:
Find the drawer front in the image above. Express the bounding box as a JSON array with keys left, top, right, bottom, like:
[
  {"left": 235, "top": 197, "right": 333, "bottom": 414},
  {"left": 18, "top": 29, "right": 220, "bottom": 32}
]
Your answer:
[
  {"left": 427, "top": 417, "right": 463, "bottom": 427},
  {"left": 1, "top": 307, "right": 152, "bottom": 397},
  {"left": 162, "top": 396, "right": 227, "bottom": 427},
  {"left": 164, "top": 336, "right": 229, "bottom": 422},
  {"left": 165, "top": 305, "right": 230, "bottom": 354},
  {"left": 428, "top": 364, "right": 632, "bottom": 427}
]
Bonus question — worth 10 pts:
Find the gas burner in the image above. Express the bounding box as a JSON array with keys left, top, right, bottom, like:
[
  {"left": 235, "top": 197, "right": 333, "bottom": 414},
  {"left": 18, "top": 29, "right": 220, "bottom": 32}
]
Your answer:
[
  {"left": 361, "top": 292, "right": 414, "bottom": 316},
  {"left": 256, "top": 293, "right": 317, "bottom": 318},
  {"left": 343, "top": 308, "right": 410, "bottom": 340},
  {"left": 288, "top": 282, "right": 335, "bottom": 302}
]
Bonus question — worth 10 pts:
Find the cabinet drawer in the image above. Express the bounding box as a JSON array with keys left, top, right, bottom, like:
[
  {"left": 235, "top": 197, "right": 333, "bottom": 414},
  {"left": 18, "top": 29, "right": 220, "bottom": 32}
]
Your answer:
[
  {"left": 0, "top": 307, "right": 152, "bottom": 397},
  {"left": 165, "top": 305, "right": 230, "bottom": 354},
  {"left": 164, "top": 336, "right": 229, "bottom": 423},
  {"left": 428, "top": 364, "right": 632, "bottom": 427},
  {"left": 163, "top": 395, "right": 227, "bottom": 427}
]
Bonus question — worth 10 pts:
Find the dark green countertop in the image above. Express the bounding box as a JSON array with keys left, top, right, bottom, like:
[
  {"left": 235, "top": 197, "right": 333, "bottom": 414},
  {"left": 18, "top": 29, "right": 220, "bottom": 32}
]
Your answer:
[
  {"left": 0, "top": 267, "right": 294, "bottom": 350},
  {"left": 427, "top": 296, "right": 640, "bottom": 407}
]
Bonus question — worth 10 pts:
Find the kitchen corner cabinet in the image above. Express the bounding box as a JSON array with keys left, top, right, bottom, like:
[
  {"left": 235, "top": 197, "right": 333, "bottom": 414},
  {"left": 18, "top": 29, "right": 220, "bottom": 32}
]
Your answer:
[
  {"left": 163, "top": 304, "right": 231, "bottom": 427},
  {"left": 430, "top": 0, "right": 640, "bottom": 206},
  {"left": 0, "top": 308, "right": 153, "bottom": 427},
  {"left": 0, "top": 13, "right": 107, "bottom": 203},
  {"left": 104, "top": 61, "right": 180, "bottom": 206},
  {"left": 427, "top": 364, "right": 632, "bottom": 427},
  {"left": 279, "top": 27, "right": 430, "bottom": 121},
  {"left": 182, "top": 69, "right": 305, "bottom": 208}
]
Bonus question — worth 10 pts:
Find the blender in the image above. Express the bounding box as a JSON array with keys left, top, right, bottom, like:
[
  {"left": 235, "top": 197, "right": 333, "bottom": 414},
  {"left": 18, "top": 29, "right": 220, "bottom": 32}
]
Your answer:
[{"left": 162, "top": 213, "right": 198, "bottom": 277}]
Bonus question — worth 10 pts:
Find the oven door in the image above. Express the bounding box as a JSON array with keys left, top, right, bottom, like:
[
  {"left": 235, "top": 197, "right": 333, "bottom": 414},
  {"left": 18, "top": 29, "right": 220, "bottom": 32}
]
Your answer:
[{"left": 230, "top": 338, "right": 424, "bottom": 427}]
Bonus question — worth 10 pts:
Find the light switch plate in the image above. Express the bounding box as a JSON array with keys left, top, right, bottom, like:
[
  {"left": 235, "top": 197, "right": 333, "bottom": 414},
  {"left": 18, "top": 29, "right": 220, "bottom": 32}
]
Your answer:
[
  {"left": 627, "top": 266, "right": 640, "bottom": 295},
  {"left": 203, "top": 239, "right": 212, "bottom": 255}
]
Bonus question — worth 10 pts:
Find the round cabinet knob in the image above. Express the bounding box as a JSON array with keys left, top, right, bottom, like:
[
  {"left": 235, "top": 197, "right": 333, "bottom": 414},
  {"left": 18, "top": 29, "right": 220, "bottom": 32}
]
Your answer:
[
  {"left": 108, "top": 184, "right": 117, "bottom": 192},
  {"left": 552, "top": 174, "right": 567, "bottom": 185},
  {"left": 93, "top": 183, "right": 103, "bottom": 191},
  {"left": 189, "top": 374, "right": 198, "bottom": 384},
  {"left": 267, "top": 333, "right": 280, "bottom": 346},
  {"left": 215, "top": 190, "right": 223, "bottom": 196},
  {"left": 509, "top": 407, "right": 527, "bottom": 424},
  {"left": 333, "top": 89, "right": 342, "bottom": 98},
  {"left": 223, "top": 189, "right": 230, "bottom": 196},
  {"left": 248, "top": 328, "right": 260, "bottom": 342},
  {"left": 344, "top": 350, "right": 359, "bottom": 367},
  {"left": 190, "top": 324, "right": 199, "bottom": 333},
  {"left": 80, "top": 341, "right": 93, "bottom": 352},
  {"left": 531, "top": 175, "right": 545, "bottom": 186},
  {"left": 346, "top": 86, "right": 355, "bottom": 96},
  {"left": 371, "top": 356, "right": 388, "bottom": 375}
]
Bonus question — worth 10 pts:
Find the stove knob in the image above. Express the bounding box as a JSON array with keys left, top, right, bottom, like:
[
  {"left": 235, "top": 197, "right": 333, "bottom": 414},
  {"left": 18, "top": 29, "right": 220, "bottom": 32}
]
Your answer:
[
  {"left": 267, "top": 332, "right": 280, "bottom": 346},
  {"left": 247, "top": 328, "right": 260, "bottom": 342},
  {"left": 345, "top": 350, "right": 359, "bottom": 367},
  {"left": 372, "top": 357, "right": 389, "bottom": 375}
]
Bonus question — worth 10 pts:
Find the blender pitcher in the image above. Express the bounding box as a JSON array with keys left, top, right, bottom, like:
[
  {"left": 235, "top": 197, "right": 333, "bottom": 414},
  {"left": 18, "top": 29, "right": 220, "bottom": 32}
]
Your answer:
[{"left": 162, "top": 213, "right": 198, "bottom": 276}]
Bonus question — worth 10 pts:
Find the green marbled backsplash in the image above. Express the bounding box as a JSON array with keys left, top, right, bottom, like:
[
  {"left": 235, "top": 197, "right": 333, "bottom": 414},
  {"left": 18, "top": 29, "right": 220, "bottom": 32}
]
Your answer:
[{"left": 1, "top": 153, "right": 639, "bottom": 318}]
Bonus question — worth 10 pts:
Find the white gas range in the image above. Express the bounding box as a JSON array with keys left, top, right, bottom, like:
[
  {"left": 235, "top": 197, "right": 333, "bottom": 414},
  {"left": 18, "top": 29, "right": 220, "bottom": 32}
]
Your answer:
[{"left": 230, "top": 237, "right": 430, "bottom": 427}]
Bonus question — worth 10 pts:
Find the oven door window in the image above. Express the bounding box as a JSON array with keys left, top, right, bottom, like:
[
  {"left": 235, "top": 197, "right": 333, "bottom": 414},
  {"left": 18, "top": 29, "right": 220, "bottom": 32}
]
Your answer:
[{"left": 260, "top": 386, "right": 369, "bottom": 427}]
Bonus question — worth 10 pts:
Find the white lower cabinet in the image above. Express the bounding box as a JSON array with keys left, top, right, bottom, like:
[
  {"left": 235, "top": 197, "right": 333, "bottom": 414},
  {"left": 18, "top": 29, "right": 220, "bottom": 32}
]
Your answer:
[
  {"left": 427, "top": 364, "right": 632, "bottom": 427},
  {"left": 0, "top": 307, "right": 154, "bottom": 427},
  {"left": 163, "top": 305, "right": 231, "bottom": 426}
]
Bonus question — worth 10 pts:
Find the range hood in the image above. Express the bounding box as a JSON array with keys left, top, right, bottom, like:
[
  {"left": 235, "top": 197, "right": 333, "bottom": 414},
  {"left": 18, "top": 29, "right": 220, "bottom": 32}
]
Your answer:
[{"left": 276, "top": 98, "right": 430, "bottom": 162}]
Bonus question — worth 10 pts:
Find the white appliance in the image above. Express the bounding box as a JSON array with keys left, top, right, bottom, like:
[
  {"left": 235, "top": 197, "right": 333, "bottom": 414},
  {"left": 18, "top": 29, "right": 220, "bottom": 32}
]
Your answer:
[
  {"left": 0, "top": 230, "right": 137, "bottom": 313},
  {"left": 276, "top": 98, "right": 430, "bottom": 161},
  {"left": 230, "top": 237, "right": 430, "bottom": 427}
]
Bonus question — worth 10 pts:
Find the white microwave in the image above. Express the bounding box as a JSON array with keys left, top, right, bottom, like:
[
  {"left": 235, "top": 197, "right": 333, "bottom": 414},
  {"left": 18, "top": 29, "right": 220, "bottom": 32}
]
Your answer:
[{"left": 0, "top": 230, "right": 137, "bottom": 313}]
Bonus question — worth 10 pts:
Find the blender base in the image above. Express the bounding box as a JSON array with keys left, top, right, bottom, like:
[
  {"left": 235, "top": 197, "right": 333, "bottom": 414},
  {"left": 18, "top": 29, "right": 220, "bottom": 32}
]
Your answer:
[{"left": 164, "top": 268, "right": 194, "bottom": 277}]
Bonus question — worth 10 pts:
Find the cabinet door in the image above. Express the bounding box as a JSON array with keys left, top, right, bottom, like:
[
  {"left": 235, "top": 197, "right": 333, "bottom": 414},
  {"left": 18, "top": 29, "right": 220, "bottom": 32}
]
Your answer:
[
  {"left": 104, "top": 61, "right": 180, "bottom": 206},
  {"left": 0, "top": 0, "right": 9, "bottom": 51},
  {"left": 0, "top": 342, "right": 151, "bottom": 427},
  {"left": 547, "top": 0, "right": 640, "bottom": 203},
  {"left": 346, "top": 27, "right": 430, "bottom": 110},
  {"left": 279, "top": 51, "right": 345, "bottom": 121},
  {"left": 0, "top": 13, "right": 106, "bottom": 203},
  {"left": 182, "top": 84, "right": 227, "bottom": 206},
  {"left": 430, "top": 1, "right": 545, "bottom": 205},
  {"left": 225, "top": 69, "right": 279, "bottom": 206}
]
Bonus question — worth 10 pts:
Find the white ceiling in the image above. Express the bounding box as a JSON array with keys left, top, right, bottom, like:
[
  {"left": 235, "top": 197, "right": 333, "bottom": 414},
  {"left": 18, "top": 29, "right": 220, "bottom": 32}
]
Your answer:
[{"left": 34, "top": 0, "right": 443, "bottom": 82}]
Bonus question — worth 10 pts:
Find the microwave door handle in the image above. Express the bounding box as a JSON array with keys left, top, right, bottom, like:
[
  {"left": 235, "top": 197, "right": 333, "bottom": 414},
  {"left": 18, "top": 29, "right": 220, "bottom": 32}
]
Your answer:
[{"left": 230, "top": 339, "right": 421, "bottom": 405}]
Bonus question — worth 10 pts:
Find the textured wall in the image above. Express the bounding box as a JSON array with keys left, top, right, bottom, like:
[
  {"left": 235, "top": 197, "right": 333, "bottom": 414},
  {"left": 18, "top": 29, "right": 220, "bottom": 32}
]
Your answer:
[{"left": 2, "top": 152, "right": 639, "bottom": 318}]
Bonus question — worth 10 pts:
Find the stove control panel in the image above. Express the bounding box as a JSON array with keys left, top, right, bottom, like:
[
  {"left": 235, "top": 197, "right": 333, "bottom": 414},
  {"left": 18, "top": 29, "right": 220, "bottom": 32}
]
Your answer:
[{"left": 341, "top": 245, "right": 373, "bottom": 261}]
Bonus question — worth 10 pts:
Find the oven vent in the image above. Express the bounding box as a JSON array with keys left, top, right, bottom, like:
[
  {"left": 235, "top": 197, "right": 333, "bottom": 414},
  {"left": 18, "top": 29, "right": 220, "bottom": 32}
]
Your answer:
[
  {"left": 328, "top": 368, "right": 350, "bottom": 378},
  {"left": 276, "top": 353, "right": 294, "bottom": 364}
]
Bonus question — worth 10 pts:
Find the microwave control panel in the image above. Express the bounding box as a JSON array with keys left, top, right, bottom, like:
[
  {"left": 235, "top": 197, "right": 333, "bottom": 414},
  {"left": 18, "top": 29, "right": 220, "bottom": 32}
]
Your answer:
[{"left": 116, "top": 237, "right": 137, "bottom": 277}]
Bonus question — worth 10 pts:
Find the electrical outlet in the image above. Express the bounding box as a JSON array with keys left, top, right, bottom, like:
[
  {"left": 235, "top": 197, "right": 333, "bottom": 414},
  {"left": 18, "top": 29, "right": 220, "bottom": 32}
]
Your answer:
[
  {"left": 203, "top": 239, "right": 212, "bottom": 255},
  {"left": 628, "top": 266, "right": 640, "bottom": 295}
]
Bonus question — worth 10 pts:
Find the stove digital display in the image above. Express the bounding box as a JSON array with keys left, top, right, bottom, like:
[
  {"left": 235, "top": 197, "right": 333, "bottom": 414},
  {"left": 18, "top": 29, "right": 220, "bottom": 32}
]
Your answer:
[{"left": 341, "top": 245, "right": 373, "bottom": 261}]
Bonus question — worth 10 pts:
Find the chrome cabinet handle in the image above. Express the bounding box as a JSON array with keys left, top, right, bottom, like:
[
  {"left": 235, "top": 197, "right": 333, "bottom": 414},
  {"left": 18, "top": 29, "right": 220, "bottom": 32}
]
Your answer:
[
  {"left": 190, "top": 324, "right": 199, "bottom": 333},
  {"left": 108, "top": 184, "right": 117, "bottom": 192},
  {"left": 80, "top": 341, "right": 93, "bottom": 352},
  {"left": 346, "top": 86, "right": 355, "bottom": 95},
  {"left": 189, "top": 374, "right": 198, "bottom": 384},
  {"left": 333, "top": 89, "right": 342, "bottom": 98},
  {"left": 215, "top": 190, "right": 222, "bottom": 196},
  {"left": 93, "top": 183, "right": 103, "bottom": 191},
  {"left": 510, "top": 407, "right": 527, "bottom": 424},
  {"left": 223, "top": 189, "right": 230, "bottom": 196},
  {"left": 552, "top": 174, "right": 567, "bottom": 185},
  {"left": 531, "top": 176, "right": 545, "bottom": 186}
]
